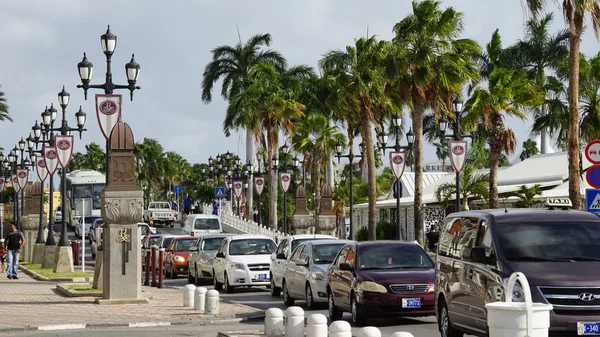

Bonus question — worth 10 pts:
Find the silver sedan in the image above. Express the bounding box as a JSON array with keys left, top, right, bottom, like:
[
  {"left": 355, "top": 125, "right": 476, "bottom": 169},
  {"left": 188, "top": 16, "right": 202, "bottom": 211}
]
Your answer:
[
  {"left": 281, "top": 240, "right": 352, "bottom": 309},
  {"left": 188, "top": 233, "right": 234, "bottom": 285}
]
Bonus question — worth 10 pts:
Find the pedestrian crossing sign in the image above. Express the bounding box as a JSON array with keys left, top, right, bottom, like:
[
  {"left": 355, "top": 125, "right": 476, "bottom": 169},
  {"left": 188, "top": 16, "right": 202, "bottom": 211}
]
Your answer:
[
  {"left": 215, "top": 187, "right": 226, "bottom": 199},
  {"left": 586, "top": 189, "right": 600, "bottom": 213}
]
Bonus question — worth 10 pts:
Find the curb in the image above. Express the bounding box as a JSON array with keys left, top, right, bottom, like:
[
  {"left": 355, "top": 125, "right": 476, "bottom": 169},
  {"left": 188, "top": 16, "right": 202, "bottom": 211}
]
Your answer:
[{"left": 19, "top": 265, "right": 93, "bottom": 283}]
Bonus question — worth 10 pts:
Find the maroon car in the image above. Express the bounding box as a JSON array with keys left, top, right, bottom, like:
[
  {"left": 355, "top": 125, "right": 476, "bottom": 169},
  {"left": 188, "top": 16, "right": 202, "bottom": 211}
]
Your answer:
[{"left": 327, "top": 241, "right": 435, "bottom": 326}]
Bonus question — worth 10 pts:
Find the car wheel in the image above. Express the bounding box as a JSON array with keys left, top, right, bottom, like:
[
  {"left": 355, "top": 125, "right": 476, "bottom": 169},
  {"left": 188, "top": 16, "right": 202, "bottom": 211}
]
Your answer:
[
  {"left": 306, "top": 284, "right": 316, "bottom": 310},
  {"left": 328, "top": 291, "right": 343, "bottom": 321},
  {"left": 440, "top": 300, "right": 463, "bottom": 337},
  {"left": 351, "top": 294, "right": 367, "bottom": 326},
  {"left": 270, "top": 275, "right": 281, "bottom": 297},
  {"left": 194, "top": 266, "right": 201, "bottom": 286},
  {"left": 213, "top": 270, "right": 222, "bottom": 291},
  {"left": 187, "top": 269, "right": 194, "bottom": 284},
  {"left": 282, "top": 280, "right": 295, "bottom": 306},
  {"left": 224, "top": 272, "right": 235, "bottom": 293}
]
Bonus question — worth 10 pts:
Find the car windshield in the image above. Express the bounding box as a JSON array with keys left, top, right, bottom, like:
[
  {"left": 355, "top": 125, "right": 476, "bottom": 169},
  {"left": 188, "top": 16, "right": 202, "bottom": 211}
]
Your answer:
[
  {"left": 194, "top": 218, "right": 220, "bottom": 230},
  {"left": 139, "top": 225, "right": 149, "bottom": 235},
  {"left": 498, "top": 220, "right": 600, "bottom": 260},
  {"left": 84, "top": 217, "right": 100, "bottom": 224},
  {"left": 148, "top": 237, "right": 160, "bottom": 247},
  {"left": 313, "top": 243, "right": 346, "bottom": 264},
  {"left": 292, "top": 238, "right": 329, "bottom": 252},
  {"left": 175, "top": 239, "right": 195, "bottom": 251},
  {"left": 162, "top": 237, "right": 174, "bottom": 248},
  {"left": 358, "top": 245, "right": 434, "bottom": 270},
  {"left": 229, "top": 239, "right": 276, "bottom": 255},
  {"left": 202, "top": 237, "right": 226, "bottom": 251}
]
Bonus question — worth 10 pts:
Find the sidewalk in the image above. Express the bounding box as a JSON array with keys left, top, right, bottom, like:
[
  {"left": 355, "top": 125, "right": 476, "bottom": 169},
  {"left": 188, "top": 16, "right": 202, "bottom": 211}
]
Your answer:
[{"left": 0, "top": 270, "right": 264, "bottom": 332}]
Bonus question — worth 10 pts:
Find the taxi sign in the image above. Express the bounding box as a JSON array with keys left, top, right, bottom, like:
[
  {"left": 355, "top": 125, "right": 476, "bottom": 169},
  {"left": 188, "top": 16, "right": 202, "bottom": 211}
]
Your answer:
[{"left": 545, "top": 198, "right": 572, "bottom": 208}]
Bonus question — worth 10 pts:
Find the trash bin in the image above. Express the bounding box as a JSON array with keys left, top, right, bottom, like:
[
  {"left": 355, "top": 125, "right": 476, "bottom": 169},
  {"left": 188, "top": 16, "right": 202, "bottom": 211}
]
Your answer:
[
  {"left": 485, "top": 272, "right": 553, "bottom": 337},
  {"left": 71, "top": 240, "right": 80, "bottom": 266}
]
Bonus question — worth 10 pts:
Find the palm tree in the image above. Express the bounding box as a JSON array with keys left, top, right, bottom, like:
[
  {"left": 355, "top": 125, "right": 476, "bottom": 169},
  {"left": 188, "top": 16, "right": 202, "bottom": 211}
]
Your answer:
[
  {"left": 0, "top": 86, "right": 12, "bottom": 122},
  {"left": 134, "top": 138, "right": 169, "bottom": 201},
  {"left": 465, "top": 67, "right": 543, "bottom": 208},
  {"left": 505, "top": 184, "right": 543, "bottom": 208},
  {"left": 524, "top": 0, "right": 600, "bottom": 209},
  {"left": 520, "top": 139, "right": 540, "bottom": 160},
  {"left": 435, "top": 165, "right": 489, "bottom": 210},
  {"left": 320, "top": 36, "right": 396, "bottom": 240},
  {"left": 392, "top": 0, "right": 480, "bottom": 243},
  {"left": 202, "top": 33, "right": 287, "bottom": 219}
]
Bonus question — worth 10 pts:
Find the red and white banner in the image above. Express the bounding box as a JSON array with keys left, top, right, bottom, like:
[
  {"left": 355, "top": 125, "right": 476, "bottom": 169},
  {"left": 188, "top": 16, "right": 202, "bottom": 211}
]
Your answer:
[
  {"left": 233, "top": 181, "right": 243, "bottom": 198},
  {"left": 449, "top": 140, "right": 468, "bottom": 173},
  {"left": 95, "top": 94, "right": 122, "bottom": 140},
  {"left": 0, "top": 177, "right": 5, "bottom": 192},
  {"left": 389, "top": 151, "right": 407, "bottom": 180},
  {"left": 254, "top": 176, "right": 265, "bottom": 195},
  {"left": 206, "top": 178, "right": 215, "bottom": 186},
  {"left": 43, "top": 146, "right": 59, "bottom": 175},
  {"left": 55, "top": 135, "right": 74, "bottom": 168},
  {"left": 16, "top": 168, "right": 28, "bottom": 190},
  {"left": 11, "top": 174, "right": 20, "bottom": 193},
  {"left": 36, "top": 157, "right": 48, "bottom": 182},
  {"left": 280, "top": 172, "right": 292, "bottom": 193}
]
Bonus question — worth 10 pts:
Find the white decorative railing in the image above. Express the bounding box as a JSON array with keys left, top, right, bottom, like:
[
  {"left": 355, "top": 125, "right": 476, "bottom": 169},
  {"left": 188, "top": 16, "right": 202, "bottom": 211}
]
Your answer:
[{"left": 203, "top": 203, "right": 284, "bottom": 242}]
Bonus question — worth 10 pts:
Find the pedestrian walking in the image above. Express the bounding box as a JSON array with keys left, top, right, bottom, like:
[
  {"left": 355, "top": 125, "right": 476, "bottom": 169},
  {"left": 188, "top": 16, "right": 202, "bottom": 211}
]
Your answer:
[
  {"left": 183, "top": 194, "right": 192, "bottom": 216},
  {"left": 0, "top": 239, "right": 6, "bottom": 273},
  {"left": 425, "top": 226, "right": 439, "bottom": 253},
  {"left": 5, "top": 222, "right": 25, "bottom": 279}
]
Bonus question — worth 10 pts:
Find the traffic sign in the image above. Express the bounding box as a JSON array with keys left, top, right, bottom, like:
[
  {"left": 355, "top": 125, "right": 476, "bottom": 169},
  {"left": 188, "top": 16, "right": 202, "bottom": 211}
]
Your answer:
[
  {"left": 215, "top": 187, "right": 226, "bottom": 199},
  {"left": 174, "top": 185, "right": 183, "bottom": 194},
  {"left": 586, "top": 189, "right": 600, "bottom": 212},
  {"left": 585, "top": 140, "right": 600, "bottom": 164},
  {"left": 586, "top": 165, "right": 600, "bottom": 188}
]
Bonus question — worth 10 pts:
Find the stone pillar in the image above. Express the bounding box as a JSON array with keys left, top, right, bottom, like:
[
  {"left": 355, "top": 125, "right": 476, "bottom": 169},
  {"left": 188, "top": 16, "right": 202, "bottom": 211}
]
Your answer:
[
  {"left": 317, "top": 184, "right": 336, "bottom": 235},
  {"left": 96, "top": 121, "right": 147, "bottom": 304},
  {"left": 292, "top": 186, "right": 312, "bottom": 234},
  {"left": 22, "top": 184, "right": 41, "bottom": 263}
]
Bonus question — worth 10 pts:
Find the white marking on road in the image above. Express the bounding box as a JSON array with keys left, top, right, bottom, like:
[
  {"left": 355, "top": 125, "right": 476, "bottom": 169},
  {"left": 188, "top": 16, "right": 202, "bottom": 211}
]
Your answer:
[
  {"left": 128, "top": 322, "right": 171, "bottom": 328},
  {"left": 38, "top": 324, "right": 86, "bottom": 331}
]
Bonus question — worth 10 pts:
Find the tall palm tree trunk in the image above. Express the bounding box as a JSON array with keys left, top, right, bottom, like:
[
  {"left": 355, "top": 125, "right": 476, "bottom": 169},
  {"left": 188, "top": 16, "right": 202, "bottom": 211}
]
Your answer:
[
  {"left": 246, "top": 130, "right": 254, "bottom": 219},
  {"left": 413, "top": 103, "right": 425, "bottom": 245},
  {"left": 489, "top": 116, "right": 502, "bottom": 209},
  {"left": 567, "top": 15, "right": 584, "bottom": 209},
  {"left": 266, "top": 123, "right": 278, "bottom": 230},
  {"left": 359, "top": 109, "right": 377, "bottom": 241},
  {"left": 314, "top": 152, "right": 322, "bottom": 233}
]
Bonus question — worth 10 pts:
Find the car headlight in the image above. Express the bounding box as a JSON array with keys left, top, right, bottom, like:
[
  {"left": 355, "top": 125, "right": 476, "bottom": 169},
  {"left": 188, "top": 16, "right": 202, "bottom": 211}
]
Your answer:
[
  {"left": 311, "top": 272, "right": 326, "bottom": 281},
  {"left": 174, "top": 256, "right": 185, "bottom": 263},
  {"left": 503, "top": 279, "right": 525, "bottom": 302},
  {"left": 360, "top": 281, "right": 388, "bottom": 293},
  {"left": 229, "top": 263, "right": 244, "bottom": 269}
]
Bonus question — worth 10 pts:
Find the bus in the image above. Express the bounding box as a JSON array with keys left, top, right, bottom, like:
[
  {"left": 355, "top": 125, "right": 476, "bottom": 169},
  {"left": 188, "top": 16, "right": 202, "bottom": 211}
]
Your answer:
[{"left": 65, "top": 169, "right": 106, "bottom": 223}]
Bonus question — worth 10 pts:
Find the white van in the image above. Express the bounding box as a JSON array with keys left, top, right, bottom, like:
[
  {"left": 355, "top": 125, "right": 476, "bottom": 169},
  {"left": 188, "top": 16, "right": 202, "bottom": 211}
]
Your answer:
[{"left": 183, "top": 214, "right": 222, "bottom": 236}]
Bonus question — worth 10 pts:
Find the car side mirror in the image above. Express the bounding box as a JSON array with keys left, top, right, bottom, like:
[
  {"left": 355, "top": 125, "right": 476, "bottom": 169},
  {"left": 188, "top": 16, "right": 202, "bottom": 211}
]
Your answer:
[
  {"left": 216, "top": 252, "right": 225, "bottom": 258},
  {"left": 470, "top": 246, "right": 493, "bottom": 265},
  {"left": 189, "top": 247, "right": 198, "bottom": 252},
  {"left": 276, "top": 253, "right": 286, "bottom": 260},
  {"left": 294, "top": 259, "right": 308, "bottom": 267},
  {"left": 339, "top": 262, "right": 352, "bottom": 271}
]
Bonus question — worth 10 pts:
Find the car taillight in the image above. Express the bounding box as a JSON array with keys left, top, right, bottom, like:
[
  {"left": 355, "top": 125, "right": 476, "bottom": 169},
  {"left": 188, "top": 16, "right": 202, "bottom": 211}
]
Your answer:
[{"left": 191, "top": 232, "right": 194, "bottom": 236}]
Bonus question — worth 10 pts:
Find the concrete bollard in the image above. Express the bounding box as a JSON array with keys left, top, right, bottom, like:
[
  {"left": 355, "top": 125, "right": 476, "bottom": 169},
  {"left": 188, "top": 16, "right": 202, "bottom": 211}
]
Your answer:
[
  {"left": 194, "top": 287, "right": 208, "bottom": 311},
  {"left": 205, "top": 289, "right": 220, "bottom": 314},
  {"left": 391, "top": 333, "right": 415, "bottom": 337},
  {"left": 329, "top": 321, "right": 352, "bottom": 337},
  {"left": 264, "top": 308, "right": 284, "bottom": 336},
  {"left": 306, "top": 313, "right": 328, "bottom": 337},
  {"left": 285, "top": 306, "right": 305, "bottom": 337},
  {"left": 357, "top": 327, "right": 381, "bottom": 337},
  {"left": 183, "top": 284, "right": 195, "bottom": 308}
]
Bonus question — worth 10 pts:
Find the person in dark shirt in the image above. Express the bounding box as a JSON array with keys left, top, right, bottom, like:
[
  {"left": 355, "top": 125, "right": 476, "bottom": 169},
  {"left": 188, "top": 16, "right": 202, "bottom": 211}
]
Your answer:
[
  {"left": 183, "top": 194, "right": 192, "bottom": 216},
  {"left": 426, "top": 226, "right": 439, "bottom": 252},
  {"left": 5, "top": 222, "right": 25, "bottom": 279}
]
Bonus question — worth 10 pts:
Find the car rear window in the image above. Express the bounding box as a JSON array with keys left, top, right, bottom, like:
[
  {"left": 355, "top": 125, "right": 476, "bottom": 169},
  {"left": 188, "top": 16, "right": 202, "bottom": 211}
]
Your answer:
[
  {"left": 175, "top": 239, "right": 195, "bottom": 251},
  {"left": 291, "top": 238, "right": 329, "bottom": 252},
  {"left": 194, "top": 218, "right": 220, "bottom": 230},
  {"left": 358, "top": 244, "right": 434, "bottom": 270},
  {"left": 313, "top": 243, "right": 346, "bottom": 264}
]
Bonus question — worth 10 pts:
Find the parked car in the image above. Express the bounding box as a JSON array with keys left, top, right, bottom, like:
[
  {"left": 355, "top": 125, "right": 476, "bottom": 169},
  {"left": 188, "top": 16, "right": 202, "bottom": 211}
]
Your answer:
[
  {"left": 143, "top": 201, "right": 177, "bottom": 227},
  {"left": 281, "top": 240, "right": 351, "bottom": 309},
  {"left": 89, "top": 218, "right": 105, "bottom": 259},
  {"left": 138, "top": 222, "right": 157, "bottom": 237},
  {"left": 75, "top": 216, "right": 102, "bottom": 238},
  {"left": 270, "top": 234, "right": 337, "bottom": 296},
  {"left": 182, "top": 214, "right": 222, "bottom": 236},
  {"left": 435, "top": 199, "right": 600, "bottom": 337},
  {"left": 54, "top": 205, "right": 63, "bottom": 223},
  {"left": 188, "top": 233, "right": 234, "bottom": 285},
  {"left": 327, "top": 241, "right": 435, "bottom": 326},
  {"left": 164, "top": 236, "right": 196, "bottom": 278},
  {"left": 213, "top": 234, "right": 277, "bottom": 293}
]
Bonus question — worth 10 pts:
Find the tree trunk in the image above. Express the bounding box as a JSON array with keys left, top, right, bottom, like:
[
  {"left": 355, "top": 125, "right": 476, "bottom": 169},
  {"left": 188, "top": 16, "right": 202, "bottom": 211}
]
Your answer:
[
  {"left": 413, "top": 102, "right": 425, "bottom": 245},
  {"left": 245, "top": 129, "right": 254, "bottom": 220},
  {"left": 314, "top": 152, "right": 322, "bottom": 233},
  {"left": 567, "top": 15, "right": 583, "bottom": 209},
  {"left": 267, "top": 124, "right": 278, "bottom": 230},
  {"left": 488, "top": 114, "right": 502, "bottom": 209},
  {"left": 359, "top": 109, "right": 377, "bottom": 241}
]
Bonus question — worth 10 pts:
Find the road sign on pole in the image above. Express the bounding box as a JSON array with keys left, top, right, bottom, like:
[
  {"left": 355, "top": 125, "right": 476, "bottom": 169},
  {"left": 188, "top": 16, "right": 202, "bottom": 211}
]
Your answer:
[
  {"left": 586, "top": 189, "right": 600, "bottom": 212},
  {"left": 174, "top": 185, "right": 183, "bottom": 194},
  {"left": 586, "top": 140, "right": 600, "bottom": 164},
  {"left": 586, "top": 165, "right": 600, "bottom": 189},
  {"left": 215, "top": 187, "right": 226, "bottom": 199}
]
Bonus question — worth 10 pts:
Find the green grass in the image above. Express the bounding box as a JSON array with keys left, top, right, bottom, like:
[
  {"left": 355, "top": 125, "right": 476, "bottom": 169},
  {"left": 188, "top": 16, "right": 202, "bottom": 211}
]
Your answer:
[
  {"left": 21, "top": 263, "right": 91, "bottom": 279},
  {"left": 67, "top": 284, "right": 100, "bottom": 292}
]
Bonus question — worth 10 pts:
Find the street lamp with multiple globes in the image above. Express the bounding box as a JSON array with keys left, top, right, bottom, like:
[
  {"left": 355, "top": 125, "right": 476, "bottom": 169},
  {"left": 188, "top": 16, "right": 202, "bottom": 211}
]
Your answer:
[
  {"left": 377, "top": 114, "right": 415, "bottom": 241},
  {"left": 27, "top": 130, "right": 48, "bottom": 246},
  {"left": 7, "top": 146, "right": 18, "bottom": 227},
  {"left": 272, "top": 143, "right": 299, "bottom": 235},
  {"left": 335, "top": 141, "right": 366, "bottom": 240},
  {"left": 439, "top": 97, "right": 472, "bottom": 213}
]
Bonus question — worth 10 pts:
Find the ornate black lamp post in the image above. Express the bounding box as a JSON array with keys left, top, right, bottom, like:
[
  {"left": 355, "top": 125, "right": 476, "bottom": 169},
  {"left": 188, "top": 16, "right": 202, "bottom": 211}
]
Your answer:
[
  {"left": 7, "top": 148, "right": 17, "bottom": 227},
  {"left": 335, "top": 141, "right": 366, "bottom": 241},
  {"left": 378, "top": 114, "right": 415, "bottom": 241},
  {"left": 28, "top": 130, "right": 48, "bottom": 246},
  {"left": 272, "top": 144, "right": 298, "bottom": 235}
]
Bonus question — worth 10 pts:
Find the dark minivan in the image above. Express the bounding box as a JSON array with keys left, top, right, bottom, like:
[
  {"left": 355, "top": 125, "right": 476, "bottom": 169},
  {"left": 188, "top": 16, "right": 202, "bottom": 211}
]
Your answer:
[{"left": 435, "top": 204, "right": 600, "bottom": 337}]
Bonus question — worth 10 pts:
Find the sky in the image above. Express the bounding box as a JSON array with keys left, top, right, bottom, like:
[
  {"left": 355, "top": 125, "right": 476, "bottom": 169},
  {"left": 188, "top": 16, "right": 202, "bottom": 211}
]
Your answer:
[{"left": 2, "top": 0, "right": 600, "bottom": 170}]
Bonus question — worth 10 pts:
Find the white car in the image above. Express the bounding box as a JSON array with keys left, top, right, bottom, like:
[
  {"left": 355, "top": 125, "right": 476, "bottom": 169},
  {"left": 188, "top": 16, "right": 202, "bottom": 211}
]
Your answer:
[
  {"left": 269, "top": 234, "right": 337, "bottom": 296},
  {"left": 182, "top": 214, "right": 222, "bottom": 237},
  {"left": 75, "top": 216, "right": 102, "bottom": 238},
  {"left": 213, "top": 235, "right": 277, "bottom": 293}
]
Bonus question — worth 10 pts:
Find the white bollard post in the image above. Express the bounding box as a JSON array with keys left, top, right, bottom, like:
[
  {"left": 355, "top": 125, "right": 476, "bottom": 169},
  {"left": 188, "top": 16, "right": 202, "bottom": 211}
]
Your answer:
[
  {"left": 391, "top": 333, "right": 415, "bottom": 337},
  {"left": 205, "top": 289, "right": 220, "bottom": 314},
  {"left": 285, "top": 306, "right": 305, "bottom": 337},
  {"left": 183, "top": 284, "right": 196, "bottom": 308},
  {"left": 194, "top": 287, "right": 208, "bottom": 311},
  {"left": 357, "top": 327, "right": 381, "bottom": 337},
  {"left": 329, "top": 321, "right": 352, "bottom": 337},
  {"left": 264, "top": 308, "right": 284, "bottom": 336},
  {"left": 306, "top": 313, "right": 328, "bottom": 337}
]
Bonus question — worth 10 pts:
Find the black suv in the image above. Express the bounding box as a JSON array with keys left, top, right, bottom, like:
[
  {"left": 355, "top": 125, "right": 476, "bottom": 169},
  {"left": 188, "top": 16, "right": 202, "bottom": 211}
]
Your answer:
[{"left": 435, "top": 200, "right": 600, "bottom": 337}]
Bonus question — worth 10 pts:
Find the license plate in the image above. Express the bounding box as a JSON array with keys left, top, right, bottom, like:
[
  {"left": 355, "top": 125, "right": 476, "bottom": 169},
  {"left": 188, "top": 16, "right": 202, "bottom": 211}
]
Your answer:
[
  {"left": 402, "top": 298, "right": 421, "bottom": 308},
  {"left": 256, "top": 274, "right": 267, "bottom": 280},
  {"left": 578, "top": 322, "right": 600, "bottom": 335}
]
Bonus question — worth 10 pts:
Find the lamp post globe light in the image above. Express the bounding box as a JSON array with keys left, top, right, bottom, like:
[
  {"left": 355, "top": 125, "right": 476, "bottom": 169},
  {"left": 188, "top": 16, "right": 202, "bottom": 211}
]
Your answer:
[
  {"left": 335, "top": 141, "right": 367, "bottom": 240},
  {"left": 377, "top": 114, "right": 415, "bottom": 241}
]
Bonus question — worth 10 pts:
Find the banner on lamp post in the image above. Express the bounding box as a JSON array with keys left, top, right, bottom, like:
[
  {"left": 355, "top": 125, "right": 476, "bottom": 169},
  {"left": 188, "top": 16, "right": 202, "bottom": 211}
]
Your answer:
[
  {"left": 55, "top": 135, "right": 74, "bottom": 168},
  {"left": 16, "top": 168, "right": 28, "bottom": 191},
  {"left": 254, "top": 176, "right": 265, "bottom": 195},
  {"left": 36, "top": 158, "right": 48, "bottom": 182},
  {"left": 206, "top": 178, "right": 214, "bottom": 186},
  {"left": 449, "top": 140, "right": 468, "bottom": 173},
  {"left": 43, "top": 146, "right": 59, "bottom": 175},
  {"left": 233, "top": 181, "right": 243, "bottom": 199},
  {"left": 95, "top": 94, "right": 122, "bottom": 140},
  {"left": 11, "top": 174, "right": 20, "bottom": 193},
  {"left": 389, "top": 151, "right": 407, "bottom": 180},
  {"left": 280, "top": 172, "right": 292, "bottom": 193}
]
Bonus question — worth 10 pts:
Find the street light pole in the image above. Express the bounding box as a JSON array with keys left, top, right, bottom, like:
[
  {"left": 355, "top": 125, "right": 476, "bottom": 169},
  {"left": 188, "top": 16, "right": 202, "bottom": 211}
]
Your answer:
[
  {"left": 29, "top": 127, "right": 47, "bottom": 245},
  {"left": 335, "top": 142, "right": 366, "bottom": 241}
]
